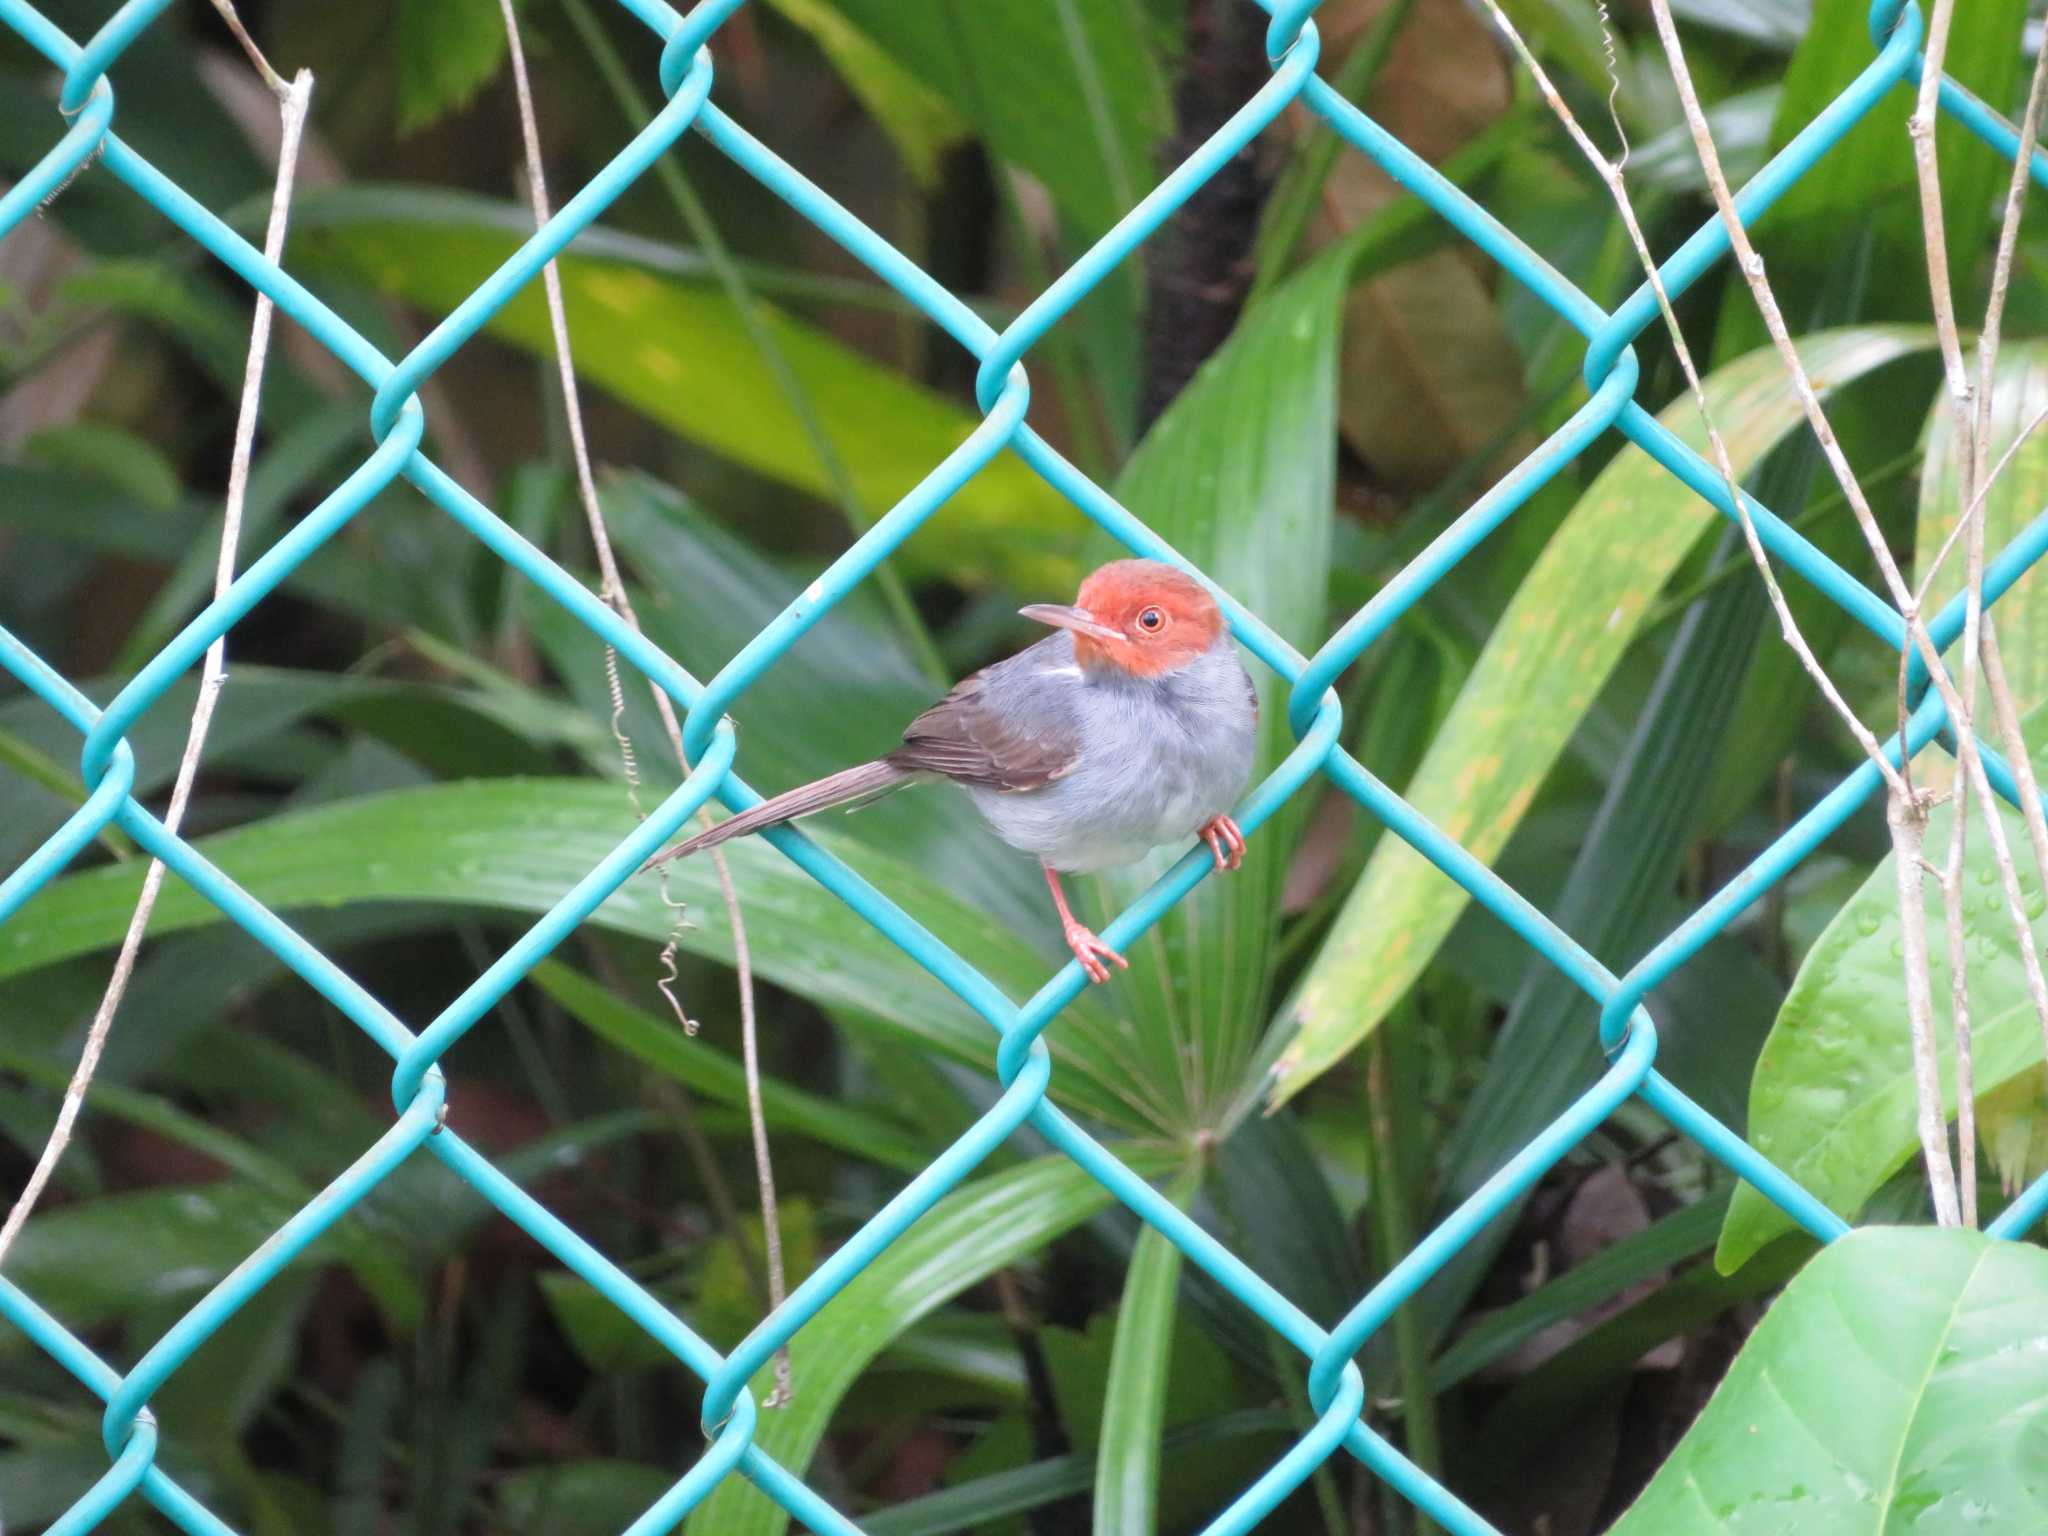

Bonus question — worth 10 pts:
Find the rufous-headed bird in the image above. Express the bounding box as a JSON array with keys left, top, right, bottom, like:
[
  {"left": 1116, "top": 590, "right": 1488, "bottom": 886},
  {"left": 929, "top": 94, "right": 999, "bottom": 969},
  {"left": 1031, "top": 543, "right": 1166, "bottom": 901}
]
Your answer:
[{"left": 642, "top": 559, "right": 1256, "bottom": 982}]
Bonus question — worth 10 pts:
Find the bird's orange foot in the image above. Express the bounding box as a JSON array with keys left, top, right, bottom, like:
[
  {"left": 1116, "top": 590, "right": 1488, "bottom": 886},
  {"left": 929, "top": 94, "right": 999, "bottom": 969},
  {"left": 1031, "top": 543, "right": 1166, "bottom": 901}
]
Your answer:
[
  {"left": 1062, "top": 922, "right": 1129, "bottom": 985},
  {"left": 1199, "top": 814, "right": 1247, "bottom": 872}
]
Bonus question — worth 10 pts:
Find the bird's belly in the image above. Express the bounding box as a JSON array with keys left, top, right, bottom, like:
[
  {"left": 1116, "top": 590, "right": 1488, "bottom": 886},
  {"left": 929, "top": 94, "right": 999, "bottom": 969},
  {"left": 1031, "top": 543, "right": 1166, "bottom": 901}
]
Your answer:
[{"left": 964, "top": 718, "right": 1248, "bottom": 874}]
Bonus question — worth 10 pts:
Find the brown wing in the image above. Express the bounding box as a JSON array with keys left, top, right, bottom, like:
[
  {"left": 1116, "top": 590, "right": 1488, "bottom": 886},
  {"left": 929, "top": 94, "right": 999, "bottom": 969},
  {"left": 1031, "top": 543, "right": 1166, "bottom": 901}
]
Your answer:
[{"left": 887, "top": 647, "right": 1082, "bottom": 792}]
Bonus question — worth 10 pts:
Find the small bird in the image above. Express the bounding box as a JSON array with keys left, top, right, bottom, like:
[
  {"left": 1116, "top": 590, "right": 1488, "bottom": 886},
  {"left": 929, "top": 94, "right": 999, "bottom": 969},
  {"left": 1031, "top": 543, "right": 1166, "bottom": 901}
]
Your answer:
[{"left": 643, "top": 559, "right": 1258, "bottom": 982}]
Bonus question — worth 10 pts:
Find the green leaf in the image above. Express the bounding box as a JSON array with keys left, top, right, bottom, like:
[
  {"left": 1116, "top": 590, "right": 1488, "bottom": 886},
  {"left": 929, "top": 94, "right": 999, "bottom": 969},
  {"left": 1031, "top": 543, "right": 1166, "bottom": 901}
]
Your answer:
[
  {"left": 22, "top": 424, "right": 181, "bottom": 514},
  {"left": 1093, "top": 1166, "right": 1200, "bottom": 1536},
  {"left": 498, "top": 1461, "right": 682, "bottom": 1536},
  {"left": 0, "top": 779, "right": 1141, "bottom": 1132},
  {"left": 1, "top": 1184, "right": 405, "bottom": 1332},
  {"left": 688, "top": 1202, "right": 821, "bottom": 1352},
  {"left": 537, "top": 1272, "right": 672, "bottom": 1372},
  {"left": 288, "top": 196, "right": 1079, "bottom": 590},
  {"left": 817, "top": 0, "right": 1168, "bottom": 235},
  {"left": 116, "top": 405, "right": 367, "bottom": 671},
  {"left": 1085, "top": 228, "right": 1358, "bottom": 1133},
  {"left": 1271, "top": 324, "right": 1938, "bottom": 1106},
  {"left": 530, "top": 961, "right": 928, "bottom": 1171},
  {"left": 395, "top": 0, "right": 515, "bottom": 135},
  {"left": 0, "top": 665, "right": 591, "bottom": 868},
  {"left": 762, "top": 0, "right": 967, "bottom": 188},
  {"left": 861, "top": 1410, "right": 1295, "bottom": 1536},
  {"left": 1718, "top": 749, "right": 2048, "bottom": 1272},
  {"left": 1915, "top": 337, "right": 2048, "bottom": 719},
  {"left": 681, "top": 1147, "right": 1179, "bottom": 1536},
  {"left": 1609, "top": 1227, "right": 2048, "bottom": 1534},
  {"left": 1426, "top": 515, "right": 1768, "bottom": 1324}
]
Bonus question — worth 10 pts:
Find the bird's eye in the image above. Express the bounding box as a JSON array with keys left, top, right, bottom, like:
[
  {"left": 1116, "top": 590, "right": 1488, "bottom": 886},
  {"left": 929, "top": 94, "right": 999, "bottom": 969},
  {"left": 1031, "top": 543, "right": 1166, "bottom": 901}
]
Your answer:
[{"left": 1137, "top": 606, "right": 1166, "bottom": 633}]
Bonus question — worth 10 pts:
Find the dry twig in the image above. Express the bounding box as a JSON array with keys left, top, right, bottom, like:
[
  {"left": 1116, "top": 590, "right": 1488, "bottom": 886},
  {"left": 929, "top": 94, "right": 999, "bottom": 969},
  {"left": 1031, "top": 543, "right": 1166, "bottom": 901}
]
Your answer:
[
  {"left": 495, "top": 0, "right": 792, "bottom": 1404},
  {"left": 0, "top": 71, "right": 314, "bottom": 1265},
  {"left": 1480, "top": 0, "right": 2011, "bottom": 1218},
  {"left": 1915, "top": 7, "right": 2048, "bottom": 1225}
]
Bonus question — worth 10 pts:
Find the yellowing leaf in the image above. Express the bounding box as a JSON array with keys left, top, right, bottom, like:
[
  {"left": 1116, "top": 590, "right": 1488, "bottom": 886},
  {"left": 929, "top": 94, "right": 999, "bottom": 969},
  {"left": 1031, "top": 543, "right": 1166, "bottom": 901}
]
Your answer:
[{"left": 1270, "top": 325, "right": 1936, "bottom": 1107}]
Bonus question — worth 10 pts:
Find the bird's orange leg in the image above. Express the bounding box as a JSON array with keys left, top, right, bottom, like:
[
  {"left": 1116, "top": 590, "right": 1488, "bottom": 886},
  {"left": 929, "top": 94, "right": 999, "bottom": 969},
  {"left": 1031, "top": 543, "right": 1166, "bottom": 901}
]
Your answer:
[
  {"left": 1042, "top": 862, "right": 1127, "bottom": 984},
  {"left": 1199, "top": 814, "right": 1246, "bottom": 872}
]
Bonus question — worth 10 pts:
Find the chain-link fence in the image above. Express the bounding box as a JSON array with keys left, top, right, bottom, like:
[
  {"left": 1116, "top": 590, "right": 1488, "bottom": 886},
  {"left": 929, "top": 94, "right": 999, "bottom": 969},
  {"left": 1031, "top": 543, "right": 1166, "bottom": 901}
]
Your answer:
[{"left": 2, "top": 0, "right": 2044, "bottom": 1532}]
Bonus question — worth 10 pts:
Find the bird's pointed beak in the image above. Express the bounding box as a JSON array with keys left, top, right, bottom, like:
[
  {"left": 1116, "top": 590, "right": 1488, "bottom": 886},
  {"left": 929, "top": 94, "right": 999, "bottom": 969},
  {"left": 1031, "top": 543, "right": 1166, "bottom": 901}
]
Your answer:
[{"left": 1019, "top": 602, "right": 1123, "bottom": 643}]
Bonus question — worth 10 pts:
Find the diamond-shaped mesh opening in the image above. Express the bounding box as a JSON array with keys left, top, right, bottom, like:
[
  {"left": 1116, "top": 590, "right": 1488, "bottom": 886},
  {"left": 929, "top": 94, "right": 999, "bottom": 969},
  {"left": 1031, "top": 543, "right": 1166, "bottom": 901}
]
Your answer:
[{"left": 5, "top": 0, "right": 2048, "bottom": 1532}]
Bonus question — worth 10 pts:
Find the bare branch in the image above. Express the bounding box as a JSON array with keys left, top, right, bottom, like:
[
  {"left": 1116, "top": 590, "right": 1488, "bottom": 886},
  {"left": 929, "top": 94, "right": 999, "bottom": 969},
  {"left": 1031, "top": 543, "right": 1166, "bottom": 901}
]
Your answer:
[
  {"left": 1939, "top": 777, "right": 1977, "bottom": 1225},
  {"left": 205, "top": 0, "right": 288, "bottom": 101},
  {"left": 1891, "top": 794, "right": 1965, "bottom": 1224},
  {"left": 0, "top": 72, "right": 314, "bottom": 1266}
]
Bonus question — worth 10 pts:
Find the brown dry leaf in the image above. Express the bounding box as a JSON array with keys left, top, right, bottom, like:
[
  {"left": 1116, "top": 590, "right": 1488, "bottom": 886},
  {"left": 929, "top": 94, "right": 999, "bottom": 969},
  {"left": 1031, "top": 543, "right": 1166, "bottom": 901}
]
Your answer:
[
  {"left": 1339, "top": 251, "right": 1531, "bottom": 489},
  {"left": 1308, "top": 0, "right": 1509, "bottom": 166},
  {"left": 1483, "top": 1167, "right": 1680, "bottom": 1379}
]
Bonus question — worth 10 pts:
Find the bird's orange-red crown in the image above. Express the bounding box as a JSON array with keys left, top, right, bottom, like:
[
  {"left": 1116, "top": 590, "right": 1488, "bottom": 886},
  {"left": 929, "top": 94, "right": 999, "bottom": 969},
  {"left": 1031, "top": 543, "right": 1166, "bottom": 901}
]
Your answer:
[{"left": 1070, "top": 559, "right": 1224, "bottom": 676}]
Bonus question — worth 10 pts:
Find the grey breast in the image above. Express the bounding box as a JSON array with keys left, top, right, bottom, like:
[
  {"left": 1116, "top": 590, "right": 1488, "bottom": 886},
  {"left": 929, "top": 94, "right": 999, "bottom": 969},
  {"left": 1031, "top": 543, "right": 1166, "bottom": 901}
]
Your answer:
[{"left": 965, "top": 633, "right": 1257, "bottom": 874}]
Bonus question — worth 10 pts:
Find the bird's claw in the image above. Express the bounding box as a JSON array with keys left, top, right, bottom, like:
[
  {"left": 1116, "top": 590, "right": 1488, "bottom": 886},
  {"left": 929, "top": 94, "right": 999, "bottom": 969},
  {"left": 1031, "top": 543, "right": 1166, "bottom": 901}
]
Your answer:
[
  {"left": 1199, "top": 814, "right": 1246, "bottom": 872},
  {"left": 1062, "top": 922, "right": 1128, "bottom": 985}
]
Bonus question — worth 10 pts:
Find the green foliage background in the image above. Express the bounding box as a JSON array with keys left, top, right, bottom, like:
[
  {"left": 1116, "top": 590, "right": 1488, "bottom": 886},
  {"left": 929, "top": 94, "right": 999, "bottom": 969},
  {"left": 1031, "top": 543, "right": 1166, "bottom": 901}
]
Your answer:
[{"left": 3, "top": 1, "right": 2047, "bottom": 1533}]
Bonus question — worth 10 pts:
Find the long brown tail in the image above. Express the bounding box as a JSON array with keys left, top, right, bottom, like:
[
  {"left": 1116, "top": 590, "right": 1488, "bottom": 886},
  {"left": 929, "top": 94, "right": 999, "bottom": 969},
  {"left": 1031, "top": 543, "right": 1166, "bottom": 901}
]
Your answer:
[{"left": 639, "top": 759, "right": 911, "bottom": 871}]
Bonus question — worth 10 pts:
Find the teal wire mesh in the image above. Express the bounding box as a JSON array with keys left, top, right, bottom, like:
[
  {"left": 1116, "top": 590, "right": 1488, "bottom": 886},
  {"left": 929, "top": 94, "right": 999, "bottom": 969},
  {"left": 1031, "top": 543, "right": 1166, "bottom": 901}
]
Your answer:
[{"left": 2, "top": 1, "right": 2046, "bottom": 1532}]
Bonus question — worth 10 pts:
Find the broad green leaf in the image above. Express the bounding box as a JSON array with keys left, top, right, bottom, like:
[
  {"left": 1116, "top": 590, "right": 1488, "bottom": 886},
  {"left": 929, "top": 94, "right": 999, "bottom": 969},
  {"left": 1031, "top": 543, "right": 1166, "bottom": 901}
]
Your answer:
[
  {"left": 22, "top": 423, "right": 180, "bottom": 513},
  {"left": 1093, "top": 1166, "right": 1200, "bottom": 1536},
  {"left": 0, "top": 665, "right": 595, "bottom": 867},
  {"left": 116, "top": 405, "right": 367, "bottom": 671},
  {"left": 1663, "top": 0, "right": 1806, "bottom": 48},
  {"left": 0, "top": 1184, "right": 405, "bottom": 1332},
  {"left": 395, "top": 0, "right": 516, "bottom": 135},
  {"left": 0, "top": 779, "right": 1139, "bottom": 1131},
  {"left": 1631, "top": 85, "right": 1777, "bottom": 195},
  {"left": 688, "top": 1203, "right": 822, "bottom": 1353},
  {"left": 0, "top": 462, "right": 416, "bottom": 634},
  {"left": 762, "top": 0, "right": 967, "bottom": 187},
  {"left": 819, "top": 0, "right": 1168, "bottom": 235},
  {"left": 1272, "top": 325, "right": 1936, "bottom": 1106},
  {"left": 1086, "top": 228, "right": 1356, "bottom": 1134},
  {"left": 1718, "top": 762, "right": 2048, "bottom": 1272},
  {"left": 1915, "top": 337, "right": 2048, "bottom": 720},
  {"left": 682, "top": 1147, "right": 1179, "bottom": 1536},
  {"left": 288, "top": 196, "right": 1079, "bottom": 590},
  {"left": 530, "top": 960, "right": 929, "bottom": 1171},
  {"left": 1610, "top": 1228, "right": 2048, "bottom": 1534}
]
